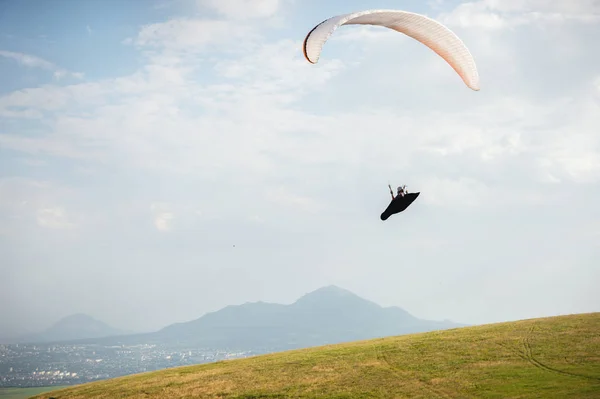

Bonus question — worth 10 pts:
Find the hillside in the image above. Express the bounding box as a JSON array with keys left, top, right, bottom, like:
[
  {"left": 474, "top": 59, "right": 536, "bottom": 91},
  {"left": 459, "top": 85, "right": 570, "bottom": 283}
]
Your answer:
[
  {"left": 32, "top": 312, "right": 600, "bottom": 399},
  {"left": 7, "top": 314, "right": 128, "bottom": 344}
]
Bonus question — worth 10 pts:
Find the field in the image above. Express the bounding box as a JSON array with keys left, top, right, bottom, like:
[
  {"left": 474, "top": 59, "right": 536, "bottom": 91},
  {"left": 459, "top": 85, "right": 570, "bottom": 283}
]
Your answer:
[
  {"left": 31, "top": 313, "right": 599, "bottom": 398},
  {"left": 0, "top": 387, "right": 68, "bottom": 399}
]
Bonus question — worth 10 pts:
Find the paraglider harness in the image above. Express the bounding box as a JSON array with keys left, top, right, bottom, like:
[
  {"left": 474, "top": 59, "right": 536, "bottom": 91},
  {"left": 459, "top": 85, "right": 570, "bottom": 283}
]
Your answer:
[{"left": 389, "top": 184, "right": 407, "bottom": 200}]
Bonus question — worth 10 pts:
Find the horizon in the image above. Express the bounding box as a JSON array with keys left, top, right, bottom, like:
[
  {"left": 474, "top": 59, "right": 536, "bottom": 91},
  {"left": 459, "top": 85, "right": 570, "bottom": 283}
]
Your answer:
[{"left": 2, "top": 0, "right": 599, "bottom": 339}]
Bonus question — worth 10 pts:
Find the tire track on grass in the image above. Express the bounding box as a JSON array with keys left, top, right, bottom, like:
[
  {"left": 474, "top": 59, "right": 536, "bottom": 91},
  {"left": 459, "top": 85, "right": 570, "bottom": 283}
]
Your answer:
[
  {"left": 375, "top": 346, "right": 464, "bottom": 399},
  {"left": 521, "top": 325, "right": 600, "bottom": 382}
]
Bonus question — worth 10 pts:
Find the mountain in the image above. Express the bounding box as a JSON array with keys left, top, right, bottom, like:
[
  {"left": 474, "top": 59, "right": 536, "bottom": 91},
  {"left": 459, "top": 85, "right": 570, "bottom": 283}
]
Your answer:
[
  {"left": 148, "top": 285, "right": 467, "bottom": 351},
  {"left": 24, "top": 286, "right": 466, "bottom": 351},
  {"left": 8, "top": 313, "right": 129, "bottom": 344}
]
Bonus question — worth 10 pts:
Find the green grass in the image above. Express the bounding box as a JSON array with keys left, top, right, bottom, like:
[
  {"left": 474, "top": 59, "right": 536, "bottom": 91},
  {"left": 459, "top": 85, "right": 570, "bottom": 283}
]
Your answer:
[
  {"left": 31, "top": 313, "right": 599, "bottom": 398},
  {"left": 0, "top": 386, "right": 69, "bottom": 399}
]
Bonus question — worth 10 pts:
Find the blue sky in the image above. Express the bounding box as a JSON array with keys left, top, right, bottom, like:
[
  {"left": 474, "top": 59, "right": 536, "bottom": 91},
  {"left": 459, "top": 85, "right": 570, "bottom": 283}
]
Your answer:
[{"left": 1, "top": 0, "right": 599, "bottom": 337}]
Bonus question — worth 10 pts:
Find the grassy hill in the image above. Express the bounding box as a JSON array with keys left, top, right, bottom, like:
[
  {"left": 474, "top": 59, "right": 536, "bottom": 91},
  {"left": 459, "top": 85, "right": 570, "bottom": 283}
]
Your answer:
[{"left": 31, "top": 313, "right": 599, "bottom": 399}]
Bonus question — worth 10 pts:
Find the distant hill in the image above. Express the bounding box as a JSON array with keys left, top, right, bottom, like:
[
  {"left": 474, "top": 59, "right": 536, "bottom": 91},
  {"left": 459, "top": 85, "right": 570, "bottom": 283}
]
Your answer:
[
  {"left": 31, "top": 313, "right": 600, "bottom": 399},
  {"left": 6, "top": 314, "right": 129, "bottom": 344},
  {"left": 12, "top": 286, "right": 466, "bottom": 350},
  {"left": 146, "top": 285, "right": 467, "bottom": 350}
]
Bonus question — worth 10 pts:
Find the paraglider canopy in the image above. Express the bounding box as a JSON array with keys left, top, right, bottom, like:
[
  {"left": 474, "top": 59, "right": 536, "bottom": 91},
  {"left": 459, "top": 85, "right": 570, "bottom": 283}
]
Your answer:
[{"left": 303, "top": 9, "right": 480, "bottom": 91}]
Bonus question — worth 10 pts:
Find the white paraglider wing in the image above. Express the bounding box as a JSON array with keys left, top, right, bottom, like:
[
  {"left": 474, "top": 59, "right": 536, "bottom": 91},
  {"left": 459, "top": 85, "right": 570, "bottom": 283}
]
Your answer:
[{"left": 303, "top": 9, "right": 480, "bottom": 91}]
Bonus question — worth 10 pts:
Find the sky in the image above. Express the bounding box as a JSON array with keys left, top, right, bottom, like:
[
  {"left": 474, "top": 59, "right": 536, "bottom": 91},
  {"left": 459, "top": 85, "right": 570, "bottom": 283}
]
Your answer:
[{"left": 1, "top": 0, "right": 599, "bottom": 338}]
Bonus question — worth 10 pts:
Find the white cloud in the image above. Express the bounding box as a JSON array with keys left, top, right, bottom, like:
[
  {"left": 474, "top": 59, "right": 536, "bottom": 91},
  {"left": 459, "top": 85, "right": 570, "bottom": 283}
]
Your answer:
[
  {"left": 439, "top": 0, "right": 600, "bottom": 29},
  {"left": 0, "top": 80, "right": 108, "bottom": 115},
  {"left": 151, "top": 203, "right": 174, "bottom": 232},
  {"left": 36, "top": 207, "right": 75, "bottom": 229},
  {"left": 484, "top": 0, "right": 600, "bottom": 14},
  {"left": 0, "top": 50, "right": 84, "bottom": 80},
  {"left": 198, "top": 0, "right": 281, "bottom": 19},
  {"left": 155, "top": 213, "right": 173, "bottom": 231},
  {"left": 0, "top": 178, "right": 78, "bottom": 231},
  {"left": 0, "top": 50, "right": 55, "bottom": 69},
  {"left": 127, "top": 18, "right": 257, "bottom": 53},
  {"left": 125, "top": 0, "right": 287, "bottom": 56}
]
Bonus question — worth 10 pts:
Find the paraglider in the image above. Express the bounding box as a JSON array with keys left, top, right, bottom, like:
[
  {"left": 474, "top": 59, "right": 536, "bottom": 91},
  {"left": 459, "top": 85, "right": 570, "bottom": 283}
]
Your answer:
[
  {"left": 303, "top": 9, "right": 480, "bottom": 90},
  {"left": 380, "top": 184, "right": 420, "bottom": 221},
  {"left": 302, "top": 9, "right": 478, "bottom": 221}
]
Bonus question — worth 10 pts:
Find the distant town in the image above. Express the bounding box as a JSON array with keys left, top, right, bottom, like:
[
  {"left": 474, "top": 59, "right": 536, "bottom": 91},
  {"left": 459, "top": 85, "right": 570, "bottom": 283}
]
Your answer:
[{"left": 0, "top": 342, "right": 257, "bottom": 388}]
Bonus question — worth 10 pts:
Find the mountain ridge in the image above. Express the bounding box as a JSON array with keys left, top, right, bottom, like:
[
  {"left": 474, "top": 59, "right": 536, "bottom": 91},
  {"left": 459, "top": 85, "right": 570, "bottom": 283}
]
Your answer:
[
  {"left": 147, "top": 285, "right": 466, "bottom": 350},
  {"left": 5, "top": 286, "right": 467, "bottom": 350}
]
